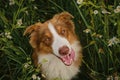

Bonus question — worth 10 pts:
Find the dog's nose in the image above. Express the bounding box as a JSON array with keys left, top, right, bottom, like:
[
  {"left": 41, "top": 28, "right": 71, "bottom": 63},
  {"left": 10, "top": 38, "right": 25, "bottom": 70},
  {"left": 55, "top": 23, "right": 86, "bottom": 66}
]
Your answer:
[{"left": 59, "top": 46, "right": 69, "bottom": 56}]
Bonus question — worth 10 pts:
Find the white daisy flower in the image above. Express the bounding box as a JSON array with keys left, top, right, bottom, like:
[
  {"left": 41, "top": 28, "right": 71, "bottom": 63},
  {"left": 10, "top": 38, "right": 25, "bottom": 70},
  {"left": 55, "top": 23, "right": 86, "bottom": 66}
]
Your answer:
[
  {"left": 9, "top": 0, "right": 15, "bottom": 5},
  {"left": 102, "top": 9, "right": 111, "bottom": 14},
  {"left": 32, "top": 74, "right": 37, "bottom": 80},
  {"left": 24, "top": 63, "right": 30, "bottom": 69},
  {"left": 93, "top": 10, "right": 99, "bottom": 15},
  {"left": 83, "top": 29, "right": 91, "bottom": 33},
  {"left": 108, "top": 37, "right": 120, "bottom": 46},
  {"left": 5, "top": 32, "right": 12, "bottom": 39},
  {"left": 114, "top": 5, "right": 120, "bottom": 13},
  {"left": 37, "top": 76, "right": 41, "bottom": 80},
  {"left": 77, "top": 0, "right": 83, "bottom": 5},
  {"left": 0, "top": 32, "right": 4, "bottom": 37},
  {"left": 34, "top": 6, "right": 38, "bottom": 9},
  {"left": 17, "top": 19, "right": 23, "bottom": 26}
]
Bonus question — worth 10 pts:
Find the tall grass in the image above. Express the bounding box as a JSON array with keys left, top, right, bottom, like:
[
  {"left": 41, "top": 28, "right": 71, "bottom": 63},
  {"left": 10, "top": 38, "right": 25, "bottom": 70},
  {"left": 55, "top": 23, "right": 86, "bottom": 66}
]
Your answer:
[{"left": 0, "top": 0, "right": 120, "bottom": 80}]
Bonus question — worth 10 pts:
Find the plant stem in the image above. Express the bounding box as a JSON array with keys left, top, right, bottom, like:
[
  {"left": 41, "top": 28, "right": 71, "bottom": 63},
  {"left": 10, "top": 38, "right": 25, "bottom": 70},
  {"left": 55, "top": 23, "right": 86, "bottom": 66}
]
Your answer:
[
  {"left": 73, "top": 0, "right": 105, "bottom": 73},
  {"left": 49, "top": 0, "right": 64, "bottom": 11},
  {"left": 104, "top": 15, "right": 109, "bottom": 39},
  {"left": 72, "top": 0, "right": 90, "bottom": 28}
]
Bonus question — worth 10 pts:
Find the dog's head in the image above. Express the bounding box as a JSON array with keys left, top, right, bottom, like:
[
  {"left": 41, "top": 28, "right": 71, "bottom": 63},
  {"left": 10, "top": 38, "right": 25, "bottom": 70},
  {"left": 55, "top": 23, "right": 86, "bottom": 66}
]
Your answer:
[{"left": 24, "top": 12, "right": 80, "bottom": 66}]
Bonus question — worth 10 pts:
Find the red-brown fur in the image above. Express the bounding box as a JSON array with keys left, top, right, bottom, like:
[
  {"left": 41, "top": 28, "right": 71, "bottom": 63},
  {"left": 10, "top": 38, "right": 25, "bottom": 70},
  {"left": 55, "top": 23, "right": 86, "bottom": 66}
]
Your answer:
[{"left": 24, "top": 12, "right": 82, "bottom": 80}]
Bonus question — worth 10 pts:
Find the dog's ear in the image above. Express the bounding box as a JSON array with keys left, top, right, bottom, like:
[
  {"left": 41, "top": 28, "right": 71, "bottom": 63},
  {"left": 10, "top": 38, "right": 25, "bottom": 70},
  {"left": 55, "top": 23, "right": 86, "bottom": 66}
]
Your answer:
[
  {"left": 53, "top": 12, "right": 75, "bottom": 32},
  {"left": 23, "top": 22, "right": 41, "bottom": 36},
  {"left": 24, "top": 22, "right": 41, "bottom": 48},
  {"left": 54, "top": 12, "right": 74, "bottom": 21}
]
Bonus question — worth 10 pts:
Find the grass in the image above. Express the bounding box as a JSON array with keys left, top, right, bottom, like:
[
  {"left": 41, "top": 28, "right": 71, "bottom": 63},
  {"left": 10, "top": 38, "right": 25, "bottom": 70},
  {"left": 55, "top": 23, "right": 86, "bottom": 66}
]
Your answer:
[{"left": 0, "top": 0, "right": 120, "bottom": 80}]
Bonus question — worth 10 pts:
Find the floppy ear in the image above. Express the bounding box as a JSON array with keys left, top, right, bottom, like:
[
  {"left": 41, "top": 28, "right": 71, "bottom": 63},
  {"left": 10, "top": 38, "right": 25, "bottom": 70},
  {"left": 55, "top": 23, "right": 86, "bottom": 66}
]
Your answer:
[
  {"left": 23, "top": 22, "right": 41, "bottom": 36},
  {"left": 53, "top": 12, "right": 75, "bottom": 31},
  {"left": 54, "top": 12, "right": 74, "bottom": 21},
  {"left": 24, "top": 22, "right": 41, "bottom": 48}
]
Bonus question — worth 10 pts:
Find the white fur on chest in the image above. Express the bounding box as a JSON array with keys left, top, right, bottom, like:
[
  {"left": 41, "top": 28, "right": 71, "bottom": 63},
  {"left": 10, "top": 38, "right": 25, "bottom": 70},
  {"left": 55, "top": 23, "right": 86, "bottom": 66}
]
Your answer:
[{"left": 38, "top": 54, "right": 79, "bottom": 80}]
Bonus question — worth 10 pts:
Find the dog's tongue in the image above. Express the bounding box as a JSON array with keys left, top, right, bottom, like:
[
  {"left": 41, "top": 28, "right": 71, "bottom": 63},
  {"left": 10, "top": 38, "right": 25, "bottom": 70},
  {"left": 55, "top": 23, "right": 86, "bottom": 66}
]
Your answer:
[{"left": 60, "top": 49, "right": 75, "bottom": 66}]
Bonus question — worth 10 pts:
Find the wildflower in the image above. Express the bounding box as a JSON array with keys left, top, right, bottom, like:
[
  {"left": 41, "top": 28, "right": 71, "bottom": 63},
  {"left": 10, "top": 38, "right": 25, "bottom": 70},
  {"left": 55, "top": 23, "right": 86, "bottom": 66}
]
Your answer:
[
  {"left": 35, "top": 64, "right": 41, "bottom": 72},
  {"left": 114, "top": 5, "right": 120, "bottom": 13},
  {"left": 89, "top": 41, "right": 96, "bottom": 45},
  {"left": 91, "top": 33, "right": 102, "bottom": 38},
  {"left": 102, "top": 9, "right": 111, "bottom": 14},
  {"left": 37, "top": 76, "right": 41, "bottom": 80},
  {"left": 114, "top": 9, "right": 120, "bottom": 13},
  {"left": 28, "top": 61, "right": 32, "bottom": 65},
  {"left": 117, "top": 5, "right": 120, "bottom": 10},
  {"left": 27, "top": 57, "right": 31, "bottom": 61},
  {"left": 91, "top": 32, "right": 96, "bottom": 37},
  {"left": 107, "top": 76, "right": 113, "bottom": 80},
  {"left": 98, "top": 48, "right": 104, "bottom": 54},
  {"left": 6, "top": 35, "right": 12, "bottom": 39},
  {"left": 83, "top": 29, "right": 91, "bottom": 33},
  {"left": 25, "top": 11, "right": 29, "bottom": 15},
  {"left": 24, "top": 63, "right": 30, "bottom": 69},
  {"left": 114, "top": 22, "right": 117, "bottom": 26},
  {"left": 32, "top": 74, "right": 37, "bottom": 80},
  {"left": 0, "top": 32, "right": 4, "bottom": 37},
  {"left": 34, "top": 6, "right": 38, "bottom": 9},
  {"left": 77, "top": 0, "right": 83, "bottom": 4},
  {"left": 17, "top": 19, "right": 22, "bottom": 26},
  {"left": 108, "top": 37, "right": 120, "bottom": 46},
  {"left": 96, "top": 34, "right": 102, "bottom": 38},
  {"left": 9, "top": 0, "right": 15, "bottom": 5},
  {"left": 93, "top": 10, "right": 98, "bottom": 15},
  {"left": 5, "top": 32, "right": 10, "bottom": 36},
  {"left": 5, "top": 32, "right": 12, "bottom": 39},
  {"left": 32, "top": 74, "right": 41, "bottom": 80}
]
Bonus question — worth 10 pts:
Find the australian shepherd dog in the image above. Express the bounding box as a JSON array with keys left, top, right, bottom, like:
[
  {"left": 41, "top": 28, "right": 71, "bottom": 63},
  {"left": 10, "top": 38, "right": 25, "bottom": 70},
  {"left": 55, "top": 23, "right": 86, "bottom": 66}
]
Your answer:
[{"left": 24, "top": 12, "right": 82, "bottom": 80}]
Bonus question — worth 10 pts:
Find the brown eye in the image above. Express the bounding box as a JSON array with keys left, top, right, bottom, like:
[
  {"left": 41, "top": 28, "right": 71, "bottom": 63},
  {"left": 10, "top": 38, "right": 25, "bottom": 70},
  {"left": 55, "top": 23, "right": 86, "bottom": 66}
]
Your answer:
[
  {"left": 45, "top": 37, "right": 49, "bottom": 41},
  {"left": 45, "top": 37, "right": 50, "bottom": 42},
  {"left": 61, "top": 28, "right": 68, "bottom": 37},
  {"left": 61, "top": 29, "right": 67, "bottom": 36},
  {"left": 61, "top": 29, "right": 65, "bottom": 34},
  {"left": 43, "top": 37, "right": 51, "bottom": 45}
]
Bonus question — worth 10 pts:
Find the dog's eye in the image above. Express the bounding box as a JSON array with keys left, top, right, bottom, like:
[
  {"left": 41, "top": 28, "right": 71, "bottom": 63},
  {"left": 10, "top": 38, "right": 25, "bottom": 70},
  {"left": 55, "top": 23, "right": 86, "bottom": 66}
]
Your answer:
[
  {"left": 45, "top": 38, "right": 49, "bottom": 42},
  {"left": 61, "top": 29, "right": 68, "bottom": 37},
  {"left": 61, "top": 29, "right": 66, "bottom": 34},
  {"left": 43, "top": 37, "right": 52, "bottom": 45}
]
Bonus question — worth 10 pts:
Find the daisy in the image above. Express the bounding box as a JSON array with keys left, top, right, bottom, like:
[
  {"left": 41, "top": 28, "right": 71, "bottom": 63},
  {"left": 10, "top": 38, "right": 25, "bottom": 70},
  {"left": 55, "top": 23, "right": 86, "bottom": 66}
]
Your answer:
[
  {"left": 108, "top": 37, "right": 120, "bottom": 46},
  {"left": 77, "top": 0, "right": 83, "bottom": 5}
]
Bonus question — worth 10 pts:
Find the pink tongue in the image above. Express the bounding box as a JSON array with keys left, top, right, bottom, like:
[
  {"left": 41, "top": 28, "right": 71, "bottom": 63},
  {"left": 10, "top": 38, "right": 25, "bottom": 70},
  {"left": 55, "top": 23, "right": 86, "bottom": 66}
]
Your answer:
[{"left": 60, "top": 49, "right": 75, "bottom": 66}]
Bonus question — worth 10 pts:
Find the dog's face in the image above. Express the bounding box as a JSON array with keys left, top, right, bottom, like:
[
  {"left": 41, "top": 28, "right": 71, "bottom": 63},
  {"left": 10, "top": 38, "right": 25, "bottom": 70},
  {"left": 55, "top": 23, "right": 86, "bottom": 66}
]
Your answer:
[{"left": 24, "top": 12, "right": 79, "bottom": 66}]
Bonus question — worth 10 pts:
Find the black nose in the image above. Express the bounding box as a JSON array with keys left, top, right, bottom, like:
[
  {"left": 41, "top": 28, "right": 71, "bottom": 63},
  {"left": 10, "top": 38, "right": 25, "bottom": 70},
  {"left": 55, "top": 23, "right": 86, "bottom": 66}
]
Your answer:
[{"left": 59, "top": 46, "right": 69, "bottom": 56}]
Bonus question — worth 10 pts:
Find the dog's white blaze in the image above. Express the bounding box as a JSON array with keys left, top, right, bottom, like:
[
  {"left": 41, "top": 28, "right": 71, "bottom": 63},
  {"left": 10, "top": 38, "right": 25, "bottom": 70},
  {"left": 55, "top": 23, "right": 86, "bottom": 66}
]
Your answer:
[{"left": 48, "top": 22, "right": 71, "bottom": 56}]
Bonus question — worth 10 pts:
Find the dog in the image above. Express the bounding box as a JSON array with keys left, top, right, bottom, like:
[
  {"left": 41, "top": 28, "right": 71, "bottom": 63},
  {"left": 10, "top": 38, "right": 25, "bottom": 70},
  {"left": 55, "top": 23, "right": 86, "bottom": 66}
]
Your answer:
[{"left": 24, "top": 12, "right": 82, "bottom": 80}]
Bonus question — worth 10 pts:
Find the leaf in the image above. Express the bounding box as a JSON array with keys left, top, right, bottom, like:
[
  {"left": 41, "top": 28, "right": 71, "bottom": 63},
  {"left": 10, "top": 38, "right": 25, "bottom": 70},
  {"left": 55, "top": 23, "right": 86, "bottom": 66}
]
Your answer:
[
  {"left": 3, "top": 49, "right": 22, "bottom": 64},
  {"left": 117, "top": 20, "right": 120, "bottom": 37},
  {"left": 0, "top": 12, "right": 8, "bottom": 25},
  {"left": 42, "top": 58, "right": 48, "bottom": 63},
  {"left": 19, "top": 7, "right": 28, "bottom": 13},
  {"left": 16, "top": 25, "right": 26, "bottom": 29}
]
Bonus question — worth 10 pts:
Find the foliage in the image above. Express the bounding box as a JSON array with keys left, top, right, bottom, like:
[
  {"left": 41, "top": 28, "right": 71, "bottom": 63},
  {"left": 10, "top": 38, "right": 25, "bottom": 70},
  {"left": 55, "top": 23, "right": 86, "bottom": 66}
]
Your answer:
[{"left": 0, "top": 0, "right": 120, "bottom": 80}]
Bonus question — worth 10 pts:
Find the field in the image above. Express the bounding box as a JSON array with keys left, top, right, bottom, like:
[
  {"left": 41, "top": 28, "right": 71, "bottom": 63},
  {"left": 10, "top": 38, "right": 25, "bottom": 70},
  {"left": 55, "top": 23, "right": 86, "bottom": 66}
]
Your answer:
[{"left": 0, "top": 0, "right": 120, "bottom": 80}]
